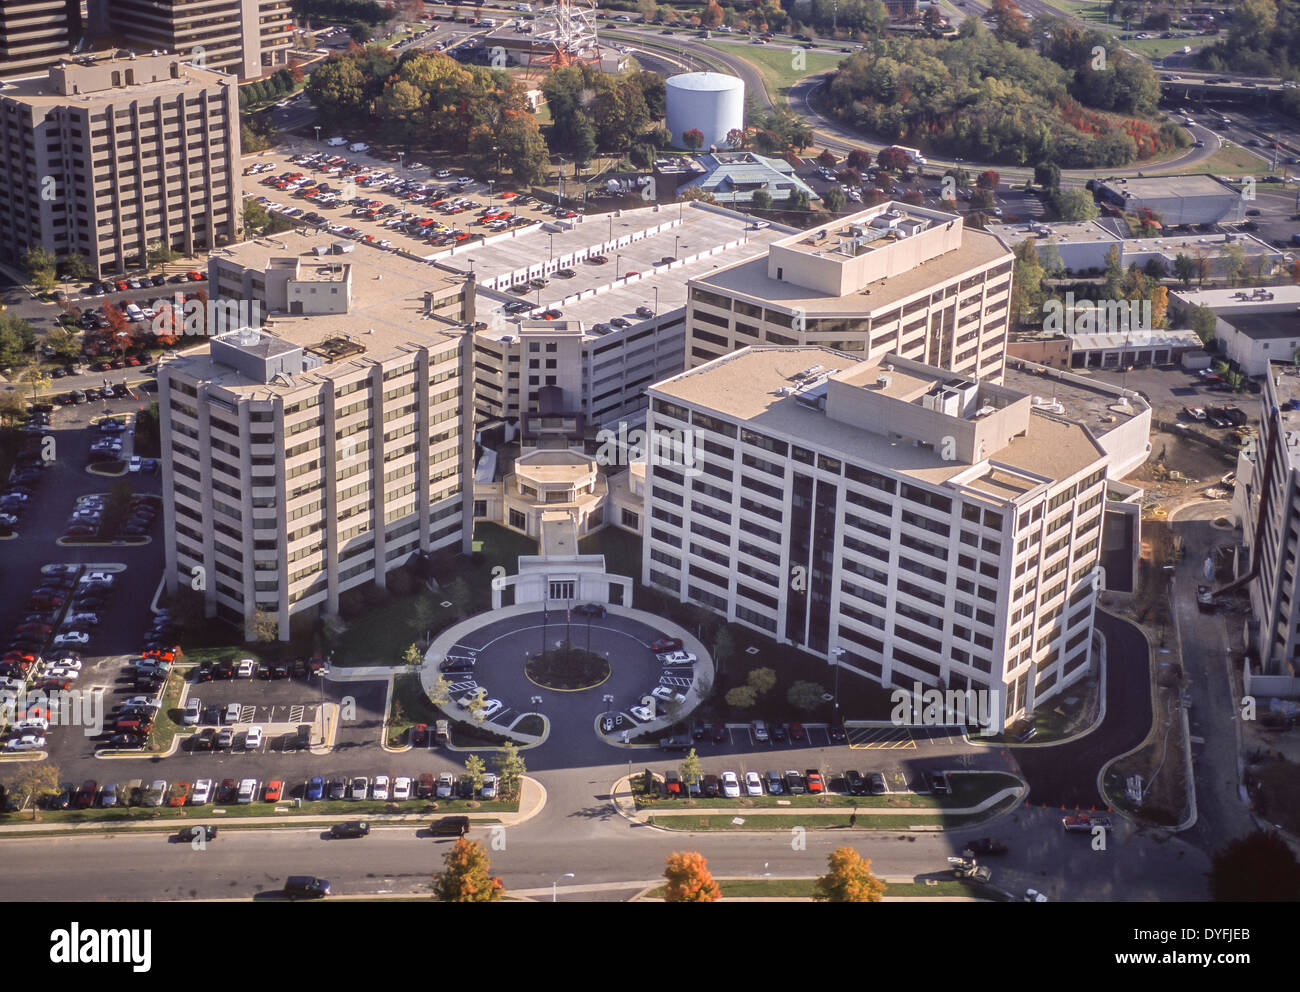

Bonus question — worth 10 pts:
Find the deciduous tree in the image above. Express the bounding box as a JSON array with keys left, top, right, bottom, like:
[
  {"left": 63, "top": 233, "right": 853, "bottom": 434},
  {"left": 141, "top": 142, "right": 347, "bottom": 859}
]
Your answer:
[
  {"left": 432, "top": 836, "right": 504, "bottom": 901},
  {"left": 813, "top": 846, "right": 887, "bottom": 901},
  {"left": 663, "top": 851, "right": 721, "bottom": 901}
]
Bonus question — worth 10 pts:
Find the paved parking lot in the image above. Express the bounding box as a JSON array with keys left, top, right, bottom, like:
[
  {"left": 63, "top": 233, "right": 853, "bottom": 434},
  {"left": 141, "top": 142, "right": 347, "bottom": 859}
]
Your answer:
[{"left": 242, "top": 142, "right": 570, "bottom": 259}]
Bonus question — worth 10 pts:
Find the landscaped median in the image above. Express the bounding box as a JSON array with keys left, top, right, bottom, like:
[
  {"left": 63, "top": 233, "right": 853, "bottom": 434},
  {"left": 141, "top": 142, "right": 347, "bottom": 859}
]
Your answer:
[
  {"left": 635, "top": 877, "right": 1008, "bottom": 901},
  {"left": 634, "top": 772, "right": 1024, "bottom": 831}
]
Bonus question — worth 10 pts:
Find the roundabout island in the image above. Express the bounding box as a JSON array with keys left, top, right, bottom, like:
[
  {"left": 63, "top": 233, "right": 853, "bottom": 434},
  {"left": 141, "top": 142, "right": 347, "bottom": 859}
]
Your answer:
[{"left": 421, "top": 600, "right": 712, "bottom": 750}]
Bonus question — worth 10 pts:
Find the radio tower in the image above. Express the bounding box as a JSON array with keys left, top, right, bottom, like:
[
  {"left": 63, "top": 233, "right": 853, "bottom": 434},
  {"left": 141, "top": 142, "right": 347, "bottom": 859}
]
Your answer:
[{"left": 534, "top": 0, "right": 601, "bottom": 67}]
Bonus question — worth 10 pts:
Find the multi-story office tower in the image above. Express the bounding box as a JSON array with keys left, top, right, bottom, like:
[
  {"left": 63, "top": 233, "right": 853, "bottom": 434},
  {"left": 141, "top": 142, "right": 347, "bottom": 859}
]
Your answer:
[
  {"left": 0, "top": 0, "right": 80, "bottom": 79},
  {"left": 1233, "top": 363, "right": 1300, "bottom": 673},
  {"left": 89, "top": 0, "right": 293, "bottom": 80},
  {"left": 159, "top": 239, "right": 476, "bottom": 640},
  {"left": 685, "top": 203, "right": 1014, "bottom": 381},
  {"left": 644, "top": 347, "right": 1118, "bottom": 729},
  {"left": 0, "top": 52, "right": 241, "bottom": 278}
]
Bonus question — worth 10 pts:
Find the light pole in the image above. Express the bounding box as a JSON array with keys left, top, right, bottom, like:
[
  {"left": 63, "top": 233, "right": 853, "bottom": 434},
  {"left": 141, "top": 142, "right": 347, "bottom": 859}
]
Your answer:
[
  {"left": 552, "top": 872, "right": 574, "bottom": 902},
  {"left": 652, "top": 285, "right": 659, "bottom": 318},
  {"left": 673, "top": 234, "right": 680, "bottom": 259},
  {"left": 313, "top": 125, "right": 321, "bottom": 146},
  {"left": 830, "top": 646, "right": 845, "bottom": 713},
  {"left": 548, "top": 233, "right": 554, "bottom": 261},
  {"left": 488, "top": 179, "right": 495, "bottom": 213},
  {"left": 615, "top": 254, "right": 621, "bottom": 279},
  {"left": 398, "top": 151, "right": 405, "bottom": 179}
]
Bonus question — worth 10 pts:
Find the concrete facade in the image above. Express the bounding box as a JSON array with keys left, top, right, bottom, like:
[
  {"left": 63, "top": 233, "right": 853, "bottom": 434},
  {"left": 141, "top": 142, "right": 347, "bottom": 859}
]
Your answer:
[
  {"left": 0, "top": 0, "right": 80, "bottom": 79},
  {"left": 0, "top": 52, "right": 241, "bottom": 278}
]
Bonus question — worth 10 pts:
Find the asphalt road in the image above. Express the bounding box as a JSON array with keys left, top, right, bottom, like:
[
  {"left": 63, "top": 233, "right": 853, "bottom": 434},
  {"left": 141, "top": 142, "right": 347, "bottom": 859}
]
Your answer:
[
  {"left": 1014, "top": 610, "right": 1155, "bottom": 809},
  {"left": 0, "top": 783, "right": 1208, "bottom": 902}
]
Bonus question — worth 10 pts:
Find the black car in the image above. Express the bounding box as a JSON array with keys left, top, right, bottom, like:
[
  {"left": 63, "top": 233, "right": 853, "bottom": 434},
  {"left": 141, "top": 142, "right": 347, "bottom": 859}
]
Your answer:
[
  {"left": 439, "top": 656, "right": 474, "bottom": 673},
  {"left": 203, "top": 704, "right": 223, "bottom": 724},
  {"left": 107, "top": 733, "right": 147, "bottom": 748},
  {"left": 47, "top": 783, "right": 75, "bottom": 810},
  {"left": 844, "top": 769, "right": 866, "bottom": 796},
  {"left": 572, "top": 603, "right": 606, "bottom": 618},
  {"left": 191, "top": 728, "right": 216, "bottom": 751},
  {"left": 710, "top": 723, "right": 727, "bottom": 744},
  {"left": 691, "top": 720, "right": 707, "bottom": 741},
  {"left": 829, "top": 723, "right": 847, "bottom": 744},
  {"left": 328, "top": 779, "right": 347, "bottom": 801},
  {"left": 457, "top": 777, "right": 476, "bottom": 799},
  {"left": 771, "top": 722, "right": 789, "bottom": 744},
  {"left": 963, "top": 837, "right": 1008, "bottom": 857},
  {"left": 177, "top": 824, "right": 218, "bottom": 842},
  {"left": 701, "top": 774, "right": 721, "bottom": 797},
  {"left": 430, "top": 815, "right": 470, "bottom": 836},
  {"left": 215, "top": 660, "right": 235, "bottom": 679},
  {"left": 867, "top": 772, "right": 887, "bottom": 795},
  {"left": 195, "top": 662, "right": 214, "bottom": 682},
  {"left": 926, "top": 770, "right": 949, "bottom": 795},
  {"left": 284, "top": 875, "right": 330, "bottom": 899},
  {"left": 784, "top": 770, "right": 806, "bottom": 794},
  {"left": 329, "top": 820, "right": 370, "bottom": 839},
  {"left": 269, "top": 662, "right": 289, "bottom": 679}
]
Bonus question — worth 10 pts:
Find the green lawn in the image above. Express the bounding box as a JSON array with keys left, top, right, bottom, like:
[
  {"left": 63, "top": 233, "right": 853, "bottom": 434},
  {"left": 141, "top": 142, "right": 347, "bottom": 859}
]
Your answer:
[
  {"left": 705, "top": 42, "right": 846, "bottom": 99},
  {"left": 1160, "top": 143, "right": 1270, "bottom": 177}
]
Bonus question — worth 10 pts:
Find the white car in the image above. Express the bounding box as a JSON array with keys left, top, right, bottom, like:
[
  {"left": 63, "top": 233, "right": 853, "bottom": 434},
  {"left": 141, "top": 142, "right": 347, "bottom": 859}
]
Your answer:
[
  {"left": 244, "top": 725, "right": 264, "bottom": 749},
  {"left": 236, "top": 778, "right": 258, "bottom": 804},
  {"left": 224, "top": 703, "right": 242, "bottom": 723},
  {"left": 13, "top": 718, "right": 49, "bottom": 733},
  {"left": 629, "top": 705, "right": 655, "bottom": 722},
  {"left": 651, "top": 686, "right": 685, "bottom": 705},
  {"left": 372, "top": 774, "right": 390, "bottom": 800},
  {"left": 481, "top": 773, "right": 498, "bottom": 800},
  {"left": 721, "top": 770, "right": 741, "bottom": 798},
  {"left": 52, "top": 632, "right": 89, "bottom": 646},
  {"left": 63, "top": 613, "right": 99, "bottom": 628},
  {"left": 435, "top": 771, "right": 454, "bottom": 798},
  {"left": 236, "top": 659, "right": 256, "bottom": 678},
  {"left": 182, "top": 699, "right": 201, "bottom": 725},
  {"left": 123, "top": 696, "right": 159, "bottom": 710},
  {"left": 478, "top": 699, "right": 503, "bottom": 720},
  {"left": 326, "top": 136, "right": 348, "bottom": 146},
  {"left": 48, "top": 657, "right": 82, "bottom": 671},
  {"left": 6, "top": 734, "right": 45, "bottom": 751},
  {"left": 191, "top": 778, "right": 213, "bottom": 804},
  {"left": 80, "top": 570, "right": 114, "bottom": 585},
  {"left": 657, "top": 651, "right": 697, "bottom": 666},
  {"left": 744, "top": 771, "right": 764, "bottom": 797},
  {"left": 349, "top": 775, "right": 369, "bottom": 800},
  {"left": 127, "top": 456, "right": 143, "bottom": 473},
  {"left": 392, "top": 776, "right": 412, "bottom": 801}
]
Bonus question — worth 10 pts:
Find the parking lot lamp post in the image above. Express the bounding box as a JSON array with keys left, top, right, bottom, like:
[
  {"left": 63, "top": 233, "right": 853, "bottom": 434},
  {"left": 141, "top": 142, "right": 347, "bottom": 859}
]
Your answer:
[
  {"left": 548, "top": 234, "right": 554, "bottom": 261},
  {"left": 314, "top": 125, "right": 321, "bottom": 146},
  {"left": 652, "top": 286, "right": 658, "bottom": 319},
  {"left": 552, "top": 872, "right": 574, "bottom": 902},
  {"left": 830, "top": 647, "right": 845, "bottom": 712},
  {"left": 674, "top": 234, "right": 680, "bottom": 259}
]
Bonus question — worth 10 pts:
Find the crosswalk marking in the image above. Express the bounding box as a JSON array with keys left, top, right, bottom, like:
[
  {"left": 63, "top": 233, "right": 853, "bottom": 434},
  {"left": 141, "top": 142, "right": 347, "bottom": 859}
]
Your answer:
[{"left": 847, "top": 726, "right": 917, "bottom": 750}]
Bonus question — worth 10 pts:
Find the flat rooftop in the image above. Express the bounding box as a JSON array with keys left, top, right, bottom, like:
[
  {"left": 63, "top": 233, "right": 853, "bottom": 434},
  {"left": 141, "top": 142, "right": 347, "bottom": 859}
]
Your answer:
[
  {"left": 692, "top": 223, "right": 1011, "bottom": 316},
  {"left": 1003, "top": 358, "right": 1149, "bottom": 435},
  {"left": 1271, "top": 364, "right": 1300, "bottom": 461},
  {"left": 440, "top": 202, "right": 788, "bottom": 286},
  {"left": 1098, "top": 174, "right": 1241, "bottom": 199},
  {"left": 1224, "top": 311, "right": 1300, "bottom": 341},
  {"left": 653, "top": 347, "right": 1103, "bottom": 493},
  {"left": 0, "top": 59, "right": 230, "bottom": 108},
  {"left": 1176, "top": 285, "right": 1300, "bottom": 311},
  {"left": 169, "top": 234, "right": 461, "bottom": 395}
]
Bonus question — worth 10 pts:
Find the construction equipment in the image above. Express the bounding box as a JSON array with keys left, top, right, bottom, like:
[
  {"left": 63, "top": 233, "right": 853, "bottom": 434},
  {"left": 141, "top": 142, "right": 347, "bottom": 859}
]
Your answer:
[{"left": 947, "top": 856, "right": 992, "bottom": 882}]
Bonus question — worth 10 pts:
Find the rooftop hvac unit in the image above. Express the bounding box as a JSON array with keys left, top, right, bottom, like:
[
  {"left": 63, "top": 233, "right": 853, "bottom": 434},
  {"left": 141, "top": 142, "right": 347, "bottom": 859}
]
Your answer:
[{"left": 875, "top": 374, "right": 893, "bottom": 389}]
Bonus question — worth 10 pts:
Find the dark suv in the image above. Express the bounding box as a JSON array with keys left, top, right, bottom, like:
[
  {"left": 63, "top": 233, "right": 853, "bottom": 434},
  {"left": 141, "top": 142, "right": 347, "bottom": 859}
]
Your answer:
[
  {"left": 784, "top": 770, "right": 806, "bottom": 794},
  {"left": 701, "top": 774, "right": 721, "bottom": 798},
  {"left": 844, "top": 769, "right": 866, "bottom": 796}
]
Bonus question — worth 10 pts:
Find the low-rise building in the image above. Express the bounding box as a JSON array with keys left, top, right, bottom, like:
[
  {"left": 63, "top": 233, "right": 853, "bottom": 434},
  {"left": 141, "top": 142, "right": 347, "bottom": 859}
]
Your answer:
[
  {"left": 1174, "top": 285, "right": 1300, "bottom": 376},
  {"left": 673, "top": 151, "right": 819, "bottom": 208},
  {"left": 1093, "top": 174, "right": 1247, "bottom": 227}
]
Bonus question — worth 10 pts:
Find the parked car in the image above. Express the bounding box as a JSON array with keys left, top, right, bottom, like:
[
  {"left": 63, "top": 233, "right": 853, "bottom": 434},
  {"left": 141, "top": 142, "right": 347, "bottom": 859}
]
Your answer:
[
  {"left": 784, "top": 770, "right": 805, "bottom": 794},
  {"left": 305, "top": 776, "right": 326, "bottom": 801},
  {"left": 844, "top": 769, "right": 866, "bottom": 796},
  {"left": 720, "top": 770, "right": 741, "bottom": 798},
  {"left": 349, "top": 776, "right": 369, "bottom": 800},
  {"left": 435, "top": 771, "right": 454, "bottom": 798},
  {"left": 867, "top": 772, "right": 887, "bottom": 795},
  {"left": 804, "top": 770, "right": 824, "bottom": 794},
  {"left": 191, "top": 778, "right": 213, "bottom": 804},
  {"left": 236, "top": 778, "right": 258, "bottom": 804},
  {"left": 702, "top": 774, "right": 721, "bottom": 797}
]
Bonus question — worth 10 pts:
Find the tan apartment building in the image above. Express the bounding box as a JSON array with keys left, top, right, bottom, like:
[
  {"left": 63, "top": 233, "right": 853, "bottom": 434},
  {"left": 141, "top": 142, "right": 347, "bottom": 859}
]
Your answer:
[
  {"left": 684, "top": 203, "right": 1014, "bottom": 382},
  {"left": 0, "top": 0, "right": 81, "bottom": 79},
  {"left": 89, "top": 0, "right": 293, "bottom": 80},
  {"left": 159, "top": 236, "right": 476, "bottom": 639},
  {"left": 0, "top": 51, "right": 241, "bottom": 278}
]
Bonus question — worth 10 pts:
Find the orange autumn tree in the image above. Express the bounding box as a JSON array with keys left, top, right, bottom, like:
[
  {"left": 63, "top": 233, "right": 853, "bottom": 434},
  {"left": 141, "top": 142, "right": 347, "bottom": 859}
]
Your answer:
[
  {"left": 813, "top": 846, "right": 887, "bottom": 902},
  {"left": 663, "top": 851, "right": 721, "bottom": 902},
  {"left": 432, "top": 836, "right": 504, "bottom": 902}
]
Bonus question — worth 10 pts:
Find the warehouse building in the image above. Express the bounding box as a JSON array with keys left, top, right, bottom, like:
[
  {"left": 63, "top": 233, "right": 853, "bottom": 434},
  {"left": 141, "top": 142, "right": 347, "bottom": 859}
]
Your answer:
[{"left": 1093, "top": 174, "right": 1246, "bottom": 227}]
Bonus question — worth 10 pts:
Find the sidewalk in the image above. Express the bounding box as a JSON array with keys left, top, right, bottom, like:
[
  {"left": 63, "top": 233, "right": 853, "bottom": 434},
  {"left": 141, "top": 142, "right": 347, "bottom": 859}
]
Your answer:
[{"left": 0, "top": 776, "right": 548, "bottom": 837}]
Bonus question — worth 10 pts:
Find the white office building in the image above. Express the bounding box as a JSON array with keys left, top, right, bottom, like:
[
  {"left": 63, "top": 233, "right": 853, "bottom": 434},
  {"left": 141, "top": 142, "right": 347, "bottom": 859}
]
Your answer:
[{"left": 643, "top": 346, "right": 1119, "bottom": 729}]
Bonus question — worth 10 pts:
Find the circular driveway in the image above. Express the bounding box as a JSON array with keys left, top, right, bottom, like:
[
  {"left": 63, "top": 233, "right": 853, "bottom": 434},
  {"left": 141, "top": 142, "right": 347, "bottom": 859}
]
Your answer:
[{"left": 423, "top": 604, "right": 711, "bottom": 755}]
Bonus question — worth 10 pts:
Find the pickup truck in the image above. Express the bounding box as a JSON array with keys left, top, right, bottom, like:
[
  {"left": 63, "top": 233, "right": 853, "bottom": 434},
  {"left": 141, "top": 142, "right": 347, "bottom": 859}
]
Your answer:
[
  {"left": 1062, "top": 813, "right": 1112, "bottom": 833},
  {"left": 658, "top": 734, "right": 692, "bottom": 751}
]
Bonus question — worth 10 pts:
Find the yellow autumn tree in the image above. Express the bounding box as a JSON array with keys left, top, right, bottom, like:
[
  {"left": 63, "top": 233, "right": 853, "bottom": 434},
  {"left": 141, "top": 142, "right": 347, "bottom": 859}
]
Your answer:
[
  {"left": 1149, "top": 284, "right": 1168, "bottom": 329},
  {"left": 663, "top": 851, "right": 721, "bottom": 902},
  {"left": 432, "top": 837, "right": 504, "bottom": 902},
  {"left": 813, "top": 847, "right": 887, "bottom": 902}
]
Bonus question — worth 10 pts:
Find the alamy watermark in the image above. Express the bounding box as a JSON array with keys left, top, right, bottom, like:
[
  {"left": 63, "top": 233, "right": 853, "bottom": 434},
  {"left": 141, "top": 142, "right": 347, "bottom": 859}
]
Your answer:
[
  {"left": 890, "top": 682, "right": 1000, "bottom": 736},
  {"left": 1043, "top": 293, "right": 1151, "bottom": 336},
  {"left": 0, "top": 687, "right": 103, "bottom": 736},
  {"left": 149, "top": 294, "right": 262, "bottom": 337},
  {"left": 594, "top": 421, "right": 702, "bottom": 477}
]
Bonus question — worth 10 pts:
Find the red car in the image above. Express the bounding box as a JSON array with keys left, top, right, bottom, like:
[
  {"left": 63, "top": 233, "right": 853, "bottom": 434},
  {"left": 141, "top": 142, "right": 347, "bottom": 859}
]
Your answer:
[
  {"left": 74, "top": 781, "right": 98, "bottom": 809},
  {"left": 264, "top": 780, "right": 284, "bottom": 802},
  {"left": 790, "top": 722, "right": 807, "bottom": 742},
  {"left": 650, "top": 637, "right": 683, "bottom": 654},
  {"left": 805, "top": 770, "right": 824, "bottom": 794}
]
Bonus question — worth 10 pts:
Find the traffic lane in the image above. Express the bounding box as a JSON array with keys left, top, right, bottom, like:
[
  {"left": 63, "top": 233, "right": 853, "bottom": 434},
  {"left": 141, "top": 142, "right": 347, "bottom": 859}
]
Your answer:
[
  {"left": 0, "top": 801, "right": 1209, "bottom": 901},
  {"left": 1014, "top": 611, "right": 1154, "bottom": 809}
]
